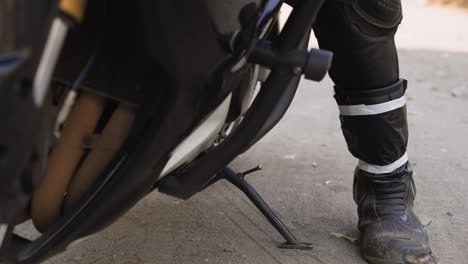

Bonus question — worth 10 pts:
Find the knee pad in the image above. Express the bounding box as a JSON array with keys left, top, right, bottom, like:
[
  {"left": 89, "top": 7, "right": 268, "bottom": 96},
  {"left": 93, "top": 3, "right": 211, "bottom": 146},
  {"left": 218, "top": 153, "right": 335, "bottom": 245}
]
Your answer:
[
  {"left": 345, "top": 0, "right": 402, "bottom": 36},
  {"left": 335, "top": 79, "right": 409, "bottom": 173}
]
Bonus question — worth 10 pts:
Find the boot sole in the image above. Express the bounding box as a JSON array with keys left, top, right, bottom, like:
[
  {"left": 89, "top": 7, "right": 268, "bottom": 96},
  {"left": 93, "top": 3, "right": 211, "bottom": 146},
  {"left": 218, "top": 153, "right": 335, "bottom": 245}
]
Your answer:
[
  {"left": 364, "top": 256, "right": 406, "bottom": 264},
  {"left": 364, "top": 255, "right": 435, "bottom": 264}
]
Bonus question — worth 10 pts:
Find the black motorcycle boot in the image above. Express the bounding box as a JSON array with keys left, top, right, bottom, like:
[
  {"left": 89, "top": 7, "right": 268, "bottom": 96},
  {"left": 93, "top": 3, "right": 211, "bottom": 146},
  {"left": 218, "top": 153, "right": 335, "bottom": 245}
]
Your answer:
[{"left": 354, "top": 162, "right": 432, "bottom": 264}]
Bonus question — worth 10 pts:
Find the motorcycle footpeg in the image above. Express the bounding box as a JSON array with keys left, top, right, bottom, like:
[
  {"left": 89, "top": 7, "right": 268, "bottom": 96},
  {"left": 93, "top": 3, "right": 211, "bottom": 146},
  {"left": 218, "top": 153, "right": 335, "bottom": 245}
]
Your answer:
[
  {"left": 304, "top": 48, "right": 333, "bottom": 82},
  {"left": 246, "top": 40, "right": 333, "bottom": 82}
]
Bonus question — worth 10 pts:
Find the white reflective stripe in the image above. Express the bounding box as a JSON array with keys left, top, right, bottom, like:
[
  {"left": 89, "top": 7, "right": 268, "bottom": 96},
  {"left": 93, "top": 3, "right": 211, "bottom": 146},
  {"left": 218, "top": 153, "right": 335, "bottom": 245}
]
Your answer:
[
  {"left": 338, "top": 95, "right": 407, "bottom": 116},
  {"left": 358, "top": 152, "right": 408, "bottom": 174},
  {"left": 33, "top": 18, "right": 68, "bottom": 106},
  {"left": 0, "top": 224, "right": 8, "bottom": 248}
]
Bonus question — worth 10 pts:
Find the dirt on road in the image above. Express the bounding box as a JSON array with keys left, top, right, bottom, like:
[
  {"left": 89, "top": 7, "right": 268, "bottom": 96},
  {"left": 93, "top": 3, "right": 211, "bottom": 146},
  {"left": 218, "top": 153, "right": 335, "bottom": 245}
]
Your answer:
[{"left": 19, "top": 1, "right": 468, "bottom": 264}]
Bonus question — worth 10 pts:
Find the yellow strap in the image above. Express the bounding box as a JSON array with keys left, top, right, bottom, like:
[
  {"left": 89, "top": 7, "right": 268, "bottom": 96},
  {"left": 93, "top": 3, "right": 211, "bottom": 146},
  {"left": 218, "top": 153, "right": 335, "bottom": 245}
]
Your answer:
[{"left": 59, "top": 0, "right": 88, "bottom": 22}]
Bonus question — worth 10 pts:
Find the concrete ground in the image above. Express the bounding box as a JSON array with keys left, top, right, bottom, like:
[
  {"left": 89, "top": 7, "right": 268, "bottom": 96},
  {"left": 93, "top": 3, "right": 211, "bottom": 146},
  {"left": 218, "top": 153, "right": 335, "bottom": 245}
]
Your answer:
[{"left": 32, "top": 1, "right": 468, "bottom": 263}]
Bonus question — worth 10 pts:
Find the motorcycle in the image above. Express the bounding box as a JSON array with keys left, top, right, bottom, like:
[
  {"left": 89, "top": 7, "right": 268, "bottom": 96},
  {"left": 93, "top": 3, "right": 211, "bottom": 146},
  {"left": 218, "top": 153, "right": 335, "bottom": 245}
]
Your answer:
[{"left": 0, "top": 0, "right": 332, "bottom": 263}]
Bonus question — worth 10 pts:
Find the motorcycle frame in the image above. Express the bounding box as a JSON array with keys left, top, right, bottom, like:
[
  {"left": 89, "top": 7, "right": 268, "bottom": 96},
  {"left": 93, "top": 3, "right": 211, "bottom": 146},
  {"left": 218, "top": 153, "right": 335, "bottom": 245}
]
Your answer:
[
  {"left": 2, "top": 0, "right": 326, "bottom": 263},
  {"left": 158, "top": 0, "right": 324, "bottom": 199}
]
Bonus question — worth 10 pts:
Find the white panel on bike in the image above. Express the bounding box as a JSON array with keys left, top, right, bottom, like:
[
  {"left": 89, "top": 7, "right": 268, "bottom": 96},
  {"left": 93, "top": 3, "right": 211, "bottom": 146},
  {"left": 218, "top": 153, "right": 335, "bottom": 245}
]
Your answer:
[
  {"left": 0, "top": 224, "right": 8, "bottom": 248},
  {"left": 33, "top": 18, "right": 68, "bottom": 106},
  {"left": 160, "top": 94, "right": 232, "bottom": 178}
]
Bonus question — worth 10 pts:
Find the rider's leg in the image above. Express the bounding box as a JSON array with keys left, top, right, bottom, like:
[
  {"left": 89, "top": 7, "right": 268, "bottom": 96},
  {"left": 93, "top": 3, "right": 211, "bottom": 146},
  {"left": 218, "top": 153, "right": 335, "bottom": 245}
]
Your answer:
[{"left": 313, "top": 1, "right": 432, "bottom": 263}]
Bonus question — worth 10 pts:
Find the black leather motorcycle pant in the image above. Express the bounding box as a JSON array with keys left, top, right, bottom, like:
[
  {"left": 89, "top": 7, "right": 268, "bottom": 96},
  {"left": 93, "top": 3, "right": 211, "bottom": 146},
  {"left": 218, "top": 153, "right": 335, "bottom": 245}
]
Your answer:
[{"left": 312, "top": 0, "right": 409, "bottom": 174}]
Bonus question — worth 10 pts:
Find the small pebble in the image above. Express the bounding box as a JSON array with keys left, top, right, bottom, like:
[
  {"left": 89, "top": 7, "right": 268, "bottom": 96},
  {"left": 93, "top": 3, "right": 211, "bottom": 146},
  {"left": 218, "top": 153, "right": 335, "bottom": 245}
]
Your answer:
[{"left": 450, "top": 85, "right": 468, "bottom": 98}]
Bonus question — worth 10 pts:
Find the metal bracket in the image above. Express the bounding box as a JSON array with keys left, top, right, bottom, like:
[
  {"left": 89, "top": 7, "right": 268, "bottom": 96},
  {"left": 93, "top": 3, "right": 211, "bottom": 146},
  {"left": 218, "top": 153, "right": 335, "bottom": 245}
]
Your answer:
[
  {"left": 221, "top": 167, "right": 313, "bottom": 250},
  {"left": 247, "top": 40, "right": 333, "bottom": 82}
]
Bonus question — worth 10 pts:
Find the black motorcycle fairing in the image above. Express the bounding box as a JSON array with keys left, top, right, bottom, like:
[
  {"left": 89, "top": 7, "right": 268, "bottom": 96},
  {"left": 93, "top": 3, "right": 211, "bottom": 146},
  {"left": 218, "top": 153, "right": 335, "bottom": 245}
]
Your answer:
[
  {"left": 205, "top": 0, "right": 263, "bottom": 36},
  {"left": 0, "top": 0, "right": 57, "bottom": 245},
  {"left": 158, "top": 0, "right": 326, "bottom": 200},
  {"left": 226, "top": 64, "right": 256, "bottom": 122},
  {"left": 3, "top": 1, "right": 274, "bottom": 263},
  {"left": 53, "top": 0, "right": 261, "bottom": 109}
]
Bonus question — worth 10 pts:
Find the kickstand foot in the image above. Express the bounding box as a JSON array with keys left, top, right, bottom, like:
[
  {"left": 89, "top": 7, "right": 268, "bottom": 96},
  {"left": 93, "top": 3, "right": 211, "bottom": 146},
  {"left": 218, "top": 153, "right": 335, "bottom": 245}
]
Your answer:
[
  {"left": 222, "top": 167, "right": 313, "bottom": 250},
  {"left": 278, "top": 242, "right": 314, "bottom": 250}
]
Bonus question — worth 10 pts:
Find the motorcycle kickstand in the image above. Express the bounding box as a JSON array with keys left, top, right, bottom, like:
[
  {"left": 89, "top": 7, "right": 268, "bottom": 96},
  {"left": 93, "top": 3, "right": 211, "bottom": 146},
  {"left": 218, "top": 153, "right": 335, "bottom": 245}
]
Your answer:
[{"left": 221, "top": 166, "right": 313, "bottom": 250}]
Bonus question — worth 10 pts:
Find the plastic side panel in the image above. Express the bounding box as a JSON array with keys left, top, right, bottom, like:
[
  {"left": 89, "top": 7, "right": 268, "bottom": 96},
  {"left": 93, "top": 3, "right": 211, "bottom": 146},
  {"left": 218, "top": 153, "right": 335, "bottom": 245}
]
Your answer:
[
  {"left": 160, "top": 94, "right": 232, "bottom": 178},
  {"left": 5, "top": 1, "right": 252, "bottom": 262},
  {"left": 0, "top": 0, "right": 57, "bottom": 226},
  {"left": 204, "top": 0, "right": 263, "bottom": 34}
]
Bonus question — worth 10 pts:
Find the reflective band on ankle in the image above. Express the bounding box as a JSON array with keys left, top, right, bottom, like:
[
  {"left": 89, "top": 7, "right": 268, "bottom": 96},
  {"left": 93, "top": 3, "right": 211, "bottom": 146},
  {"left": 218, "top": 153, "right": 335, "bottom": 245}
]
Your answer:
[
  {"left": 338, "top": 94, "right": 406, "bottom": 116},
  {"left": 358, "top": 152, "right": 408, "bottom": 174}
]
